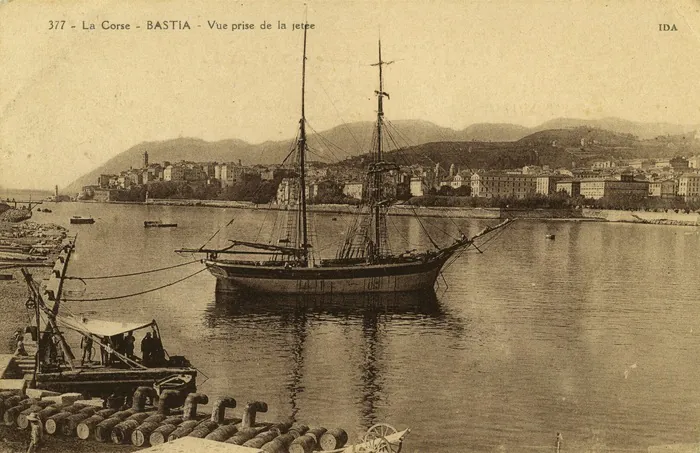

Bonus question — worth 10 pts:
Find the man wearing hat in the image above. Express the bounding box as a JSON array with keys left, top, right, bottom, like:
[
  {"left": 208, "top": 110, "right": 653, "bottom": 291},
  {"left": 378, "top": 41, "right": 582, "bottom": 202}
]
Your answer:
[{"left": 26, "top": 412, "right": 42, "bottom": 453}]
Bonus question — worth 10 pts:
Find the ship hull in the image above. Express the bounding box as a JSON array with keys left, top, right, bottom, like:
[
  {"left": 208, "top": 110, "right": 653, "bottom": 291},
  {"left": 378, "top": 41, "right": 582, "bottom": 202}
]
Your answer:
[{"left": 205, "top": 255, "right": 452, "bottom": 294}]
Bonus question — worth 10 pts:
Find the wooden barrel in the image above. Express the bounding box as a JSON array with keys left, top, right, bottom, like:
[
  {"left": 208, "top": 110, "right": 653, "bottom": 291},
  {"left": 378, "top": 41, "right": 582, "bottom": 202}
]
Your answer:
[
  {"left": 62, "top": 412, "right": 93, "bottom": 436},
  {"left": 269, "top": 421, "right": 293, "bottom": 436},
  {"left": 188, "top": 420, "right": 219, "bottom": 438},
  {"left": 288, "top": 424, "right": 309, "bottom": 437},
  {"left": 131, "top": 421, "right": 162, "bottom": 447},
  {"left": 94, "top": 417, "right": 124, "bottom": 442},
  {"left": 143, "top": 413, "right": 167, "bottom": 424},
  {"left": 125, "top": 412, "right": 153, "bottom": 423},
  {"left": 45, "top": 412, "right": 73, "bottom": 435},
  {"left": 205, "top": 423, "right": 239, "bottom": 442},
  {"left": 111, "top": 419, "right": 141, "bottom": 444},
  {"left": 244, "top": 431, "right": 279, "bottom": 449},
  {"left": 306, "top": 427, "right": 327, "bottom": 443},
  {"left": 4, "top": 401, "right": 33, "bottom": 426},
  {"left": 162, "top": 415, "right": 183, "bottom": 426},
  {"left": 289, "top": 434, "right": 317, "bottom": 453},
  {"left": 95, "top": 409, "right": 117, "bottom": 418},
  {"left": 15, "top": 404, "right": 43, "bottom": 429},
  {"left": 76, "top": 415, "right": 106, "bottom": 440},
  {"left": 167, "top": 419, "right": 199, "bottom": 441},
  {"left": 225, "top": 427, "right": 259, "bottom": 445},
  {"left": 149, "top": 423, "right": 178, "bottom": 446},
  {"left": 262, "top": 438, "right": 289, "bottom": 453},
  {"left": 320, "top": 428, "right": 348, "bottom": 451},
  {"left": 23, "top": 406, "right": 61, "bottom": 429}
]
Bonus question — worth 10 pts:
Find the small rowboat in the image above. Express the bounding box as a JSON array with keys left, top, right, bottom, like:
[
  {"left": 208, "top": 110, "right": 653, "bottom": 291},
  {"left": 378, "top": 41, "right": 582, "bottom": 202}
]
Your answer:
[
  {"left": 70, "top": 216, "right": 95, "bottom": 224},
  {"left": 144, "top": 220, "right": 178, "bottom": 228}
]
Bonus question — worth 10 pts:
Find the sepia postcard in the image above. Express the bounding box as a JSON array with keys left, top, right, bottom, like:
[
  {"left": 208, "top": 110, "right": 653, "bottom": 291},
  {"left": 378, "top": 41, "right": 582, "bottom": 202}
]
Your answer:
[{"left": 1, "top": 1, "right": 700, "bottom": 452}]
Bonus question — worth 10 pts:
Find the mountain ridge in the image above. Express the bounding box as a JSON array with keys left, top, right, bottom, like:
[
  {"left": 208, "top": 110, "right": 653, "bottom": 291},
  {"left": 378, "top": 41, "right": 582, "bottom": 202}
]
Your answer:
[{"left": 63, "top": 117, "right": 699, "bottom": 194}]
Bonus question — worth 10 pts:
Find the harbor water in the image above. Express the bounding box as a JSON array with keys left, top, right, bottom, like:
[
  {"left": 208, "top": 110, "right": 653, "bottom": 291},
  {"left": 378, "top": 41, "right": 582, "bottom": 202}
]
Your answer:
[{"left": 18, "top": 202, "right": 700, "bottom": 452}]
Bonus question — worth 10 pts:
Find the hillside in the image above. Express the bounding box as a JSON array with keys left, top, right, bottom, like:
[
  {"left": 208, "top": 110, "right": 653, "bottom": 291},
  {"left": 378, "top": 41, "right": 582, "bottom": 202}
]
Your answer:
[
  {"left": 64, "top": 117, "right": 700, "bottom": 194},
  {"left": 370, "top": 127, "right": 700, "bottom": 172},
  {"left": 534, "top": 117, "right": 698, "bottom": 140},
  {"left": 65, "top": 119, "right": 520, "bottom": 193}
]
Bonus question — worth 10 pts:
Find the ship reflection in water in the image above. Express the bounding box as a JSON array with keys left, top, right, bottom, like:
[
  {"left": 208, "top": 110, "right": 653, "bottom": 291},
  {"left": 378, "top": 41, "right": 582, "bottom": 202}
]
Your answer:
[{"left": 205, "top": 284, "right": 455, "bottom": 429}]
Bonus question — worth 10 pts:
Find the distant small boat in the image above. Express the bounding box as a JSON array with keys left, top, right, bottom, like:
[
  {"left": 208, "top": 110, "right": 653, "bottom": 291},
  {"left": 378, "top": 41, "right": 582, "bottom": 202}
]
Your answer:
[
  {"left": 70, "top": 216, "right": 95, "bottom": 224},
  {"left": 144, "top": 220, "right": 178, "bottom": 228},
  {"left": 545, "top": 234, "right": 555, "bottom": 240}
]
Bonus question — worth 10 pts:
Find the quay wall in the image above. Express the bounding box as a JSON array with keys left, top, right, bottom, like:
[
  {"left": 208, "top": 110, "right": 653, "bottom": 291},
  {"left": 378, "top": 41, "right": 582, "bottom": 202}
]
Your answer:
[
  {"left": 582, "top": 208, "right": 700, "bottom": 226},
  {"left": 143, "top": 198, "right": 580, "bottom": 219}
]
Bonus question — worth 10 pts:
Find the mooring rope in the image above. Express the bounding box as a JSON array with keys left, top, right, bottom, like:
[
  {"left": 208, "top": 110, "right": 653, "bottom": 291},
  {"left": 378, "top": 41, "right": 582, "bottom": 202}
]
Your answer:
[
  {"left": 64, "top": 260, "right": 201, "bottom": 280},
  {"left": 63, "top": 268, "right": 208, "bottom": 302}
]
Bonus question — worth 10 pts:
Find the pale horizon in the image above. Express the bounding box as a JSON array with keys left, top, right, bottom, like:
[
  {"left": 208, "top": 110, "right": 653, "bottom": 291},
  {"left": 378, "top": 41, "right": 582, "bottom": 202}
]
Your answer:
[{"left": 3, "top": 0, "right": 700, "bottom": 190}]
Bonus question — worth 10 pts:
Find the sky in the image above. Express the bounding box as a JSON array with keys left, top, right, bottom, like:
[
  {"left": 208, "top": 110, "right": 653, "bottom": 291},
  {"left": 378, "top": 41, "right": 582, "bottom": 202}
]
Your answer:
[{"left": 2, "top": 0, "right": 700, "bottom": 190}]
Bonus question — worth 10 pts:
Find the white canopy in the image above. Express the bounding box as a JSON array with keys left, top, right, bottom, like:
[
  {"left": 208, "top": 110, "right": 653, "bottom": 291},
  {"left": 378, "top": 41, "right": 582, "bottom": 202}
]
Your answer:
[{"left": 56, "top": 314, "right": 155, "bottom": 337}]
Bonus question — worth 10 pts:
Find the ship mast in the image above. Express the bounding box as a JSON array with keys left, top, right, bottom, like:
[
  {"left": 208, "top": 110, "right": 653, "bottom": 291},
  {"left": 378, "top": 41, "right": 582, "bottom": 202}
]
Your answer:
[
  {"left": 297, "top": 25, "right": 310, "bottom": 264},
  {"left": 371, "top": 40, "right": 392, "bottom": 258}
]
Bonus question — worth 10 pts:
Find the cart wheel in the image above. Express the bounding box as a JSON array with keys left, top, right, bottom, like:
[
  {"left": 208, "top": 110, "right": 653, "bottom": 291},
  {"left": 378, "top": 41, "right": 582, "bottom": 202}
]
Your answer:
[{"left": 364, "top": 424, "right": 400, "bottom": 453}]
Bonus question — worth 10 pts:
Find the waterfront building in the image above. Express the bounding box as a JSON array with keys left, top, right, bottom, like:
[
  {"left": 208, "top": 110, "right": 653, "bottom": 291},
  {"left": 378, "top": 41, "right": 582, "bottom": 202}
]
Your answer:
[
  {"left": 536, "top": 175, "right": 566, "bottom": 195},
  {"left": 409, "top": 177, "right": 425, "bottom": 197},
  {"left": 555, "top": 180, "right": 581, "bottom": 197},
  {"left": 470, "top": 172, "right": 537, "bottom": 198},
  {"left": 343, "top": 182, "right": 364, "bottom": 200},
  {"left": 648, "top": 179, "right": 676, "bottom": 198},
  {"left": 678, "top": 174, "right": 700, "bottom": 201},
  {"left": 579, "top": 174, "right": 649, "bottom": 199}
]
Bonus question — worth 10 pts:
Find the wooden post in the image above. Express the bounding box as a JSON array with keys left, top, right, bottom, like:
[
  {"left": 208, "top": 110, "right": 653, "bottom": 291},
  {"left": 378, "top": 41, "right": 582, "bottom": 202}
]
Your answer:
[{"left": 556, "top": 432, "right": 563, "bottom": 453}]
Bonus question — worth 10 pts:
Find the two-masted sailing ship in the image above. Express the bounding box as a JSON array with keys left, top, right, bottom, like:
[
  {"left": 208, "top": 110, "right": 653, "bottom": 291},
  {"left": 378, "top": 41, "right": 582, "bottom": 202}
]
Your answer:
[{"left": 181, "top": 28, "right": 513, "bottom": 294}]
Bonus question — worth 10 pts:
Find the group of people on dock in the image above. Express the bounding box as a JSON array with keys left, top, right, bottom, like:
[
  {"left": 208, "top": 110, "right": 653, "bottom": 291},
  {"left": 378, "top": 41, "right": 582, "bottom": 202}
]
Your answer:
[{"left": 80, "top": 329, "right": 165, "bottom": 367}]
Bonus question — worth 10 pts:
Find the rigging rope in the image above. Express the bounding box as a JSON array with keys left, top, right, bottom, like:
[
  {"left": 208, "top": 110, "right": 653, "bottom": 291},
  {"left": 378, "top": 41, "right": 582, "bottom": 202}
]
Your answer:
[
  {"left": 63, "top": 268, "right": 208, "bottom": 302},
  {"left": 65, "top": 260, "right": 201, "bottom": 280}
]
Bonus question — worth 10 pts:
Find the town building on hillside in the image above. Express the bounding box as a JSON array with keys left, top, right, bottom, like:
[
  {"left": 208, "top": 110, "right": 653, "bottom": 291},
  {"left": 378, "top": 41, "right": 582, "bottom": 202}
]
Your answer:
[
  {"left": 579, "top": 174, "right": 649, "bottom": 199},
  {"left": 470, "top": 172, "right": 537, "bottom": 198},
  {"left": 536, "top": 175, "right": 566, "bottom": 195},
  {"left": 688, "top": 155, "right": 700, "bottom": 169},
  {"left": 592, "top": 161, "right": 616, "bottom": 169},
  {"left": 450, "top": 174, "right": 465, "bottom": 189},
  {"left": 97, "top": 174, "right": 117, "bottom": 189},
  {"left": 276, "top": 178, "right": 295, "bottom": 204},
  {"left": 648, "top": 179, "right": 677, "bottom": 198},
  {"left": 678, "top": 174, "right": 700, "bottom": 201},
  {"left": 555, "top": 180, "right": 581, "bottom": 197},
  {"left": 343, "top": 182, "right": 364, "bottom": 200},
  {"left": 670, "top": 157, "right": 689, "bottom": 170},
  {"left": 163, "top": 165, "right": 184, "bottom": 182},
  {"left": 409, "top": 177, "right": 426, "bottom": 197}
]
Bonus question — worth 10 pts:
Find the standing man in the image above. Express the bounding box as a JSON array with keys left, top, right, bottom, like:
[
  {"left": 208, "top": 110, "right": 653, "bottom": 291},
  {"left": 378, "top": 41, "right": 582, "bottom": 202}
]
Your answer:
[
  {"left": 140, "top": 332, "right": 152, "bottom": 366},
  {"left": 80, "top": 335, "right": 93, "bottom": 365},
  {"left": 26, "top": 412, "right": 42, "bottom": 453},
  {"left": 124, "top": 331, "right": 136, "bottom": 359}
]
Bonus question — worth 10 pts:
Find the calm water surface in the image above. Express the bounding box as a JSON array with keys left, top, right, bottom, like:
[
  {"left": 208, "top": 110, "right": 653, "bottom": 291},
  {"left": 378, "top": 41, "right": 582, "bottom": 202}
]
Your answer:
[{"left": 27, "top": 202, "right": 700, "bottom": 452}]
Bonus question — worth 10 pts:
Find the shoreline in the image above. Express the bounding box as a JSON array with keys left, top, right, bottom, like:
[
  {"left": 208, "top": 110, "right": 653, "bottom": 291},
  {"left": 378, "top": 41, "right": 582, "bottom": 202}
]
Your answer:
[{"left": 69, "top": 199, "right": 700, "bottom": 226}]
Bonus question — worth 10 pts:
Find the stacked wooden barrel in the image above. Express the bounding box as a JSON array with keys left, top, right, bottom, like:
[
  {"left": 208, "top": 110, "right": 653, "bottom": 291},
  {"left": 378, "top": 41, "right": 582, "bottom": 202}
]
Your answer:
[{"left": 0, "top": 388, "right": 353, "bottom": 452}]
